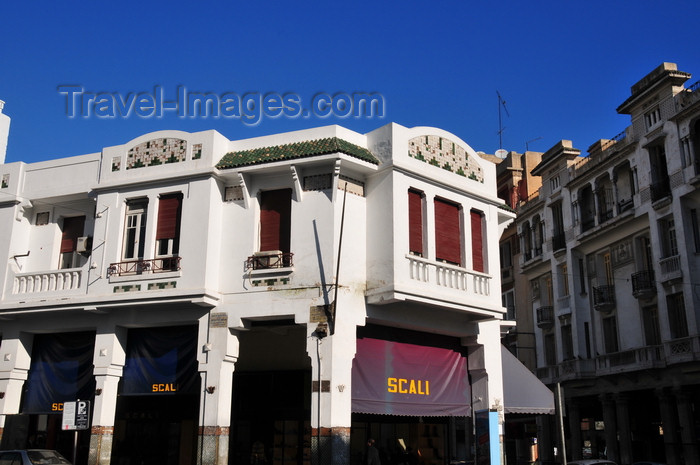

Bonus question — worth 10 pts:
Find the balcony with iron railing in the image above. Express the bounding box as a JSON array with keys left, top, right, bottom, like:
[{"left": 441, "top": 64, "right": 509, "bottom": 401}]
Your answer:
[
  {"left": 650, "top": 178, "right": 672, "bottom": 203},
  {"left": 245, "top": 251, "right": 294, "bottom": 271},
  {"left": 107, "top": 256, "right": 182, "bottom": 277},
  {"left": 536, "top": 306, "right": 554, "bottom": 329},
  {"left": 632, "top": 270, "right": 656, "bottom": 299},
  {"left": 552, "top": 232, "right": 566, "bottom": 252},
  {"left": 593, "top": 285, "right": 616, "bottom": 312}
]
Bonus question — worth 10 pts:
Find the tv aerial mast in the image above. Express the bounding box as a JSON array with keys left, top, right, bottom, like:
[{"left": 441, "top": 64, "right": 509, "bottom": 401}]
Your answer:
[{"left": 497, "top": 91, "right": 510, "bottom": 150}]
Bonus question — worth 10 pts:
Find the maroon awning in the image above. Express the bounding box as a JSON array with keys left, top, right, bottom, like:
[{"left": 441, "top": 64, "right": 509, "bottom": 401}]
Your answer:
[{"left": 352, "top": 337, "right": 471, "bottom": 417}]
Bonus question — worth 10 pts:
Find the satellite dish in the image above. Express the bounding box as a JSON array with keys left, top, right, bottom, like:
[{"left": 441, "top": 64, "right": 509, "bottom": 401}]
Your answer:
[{"left": 495, "top": 149, "right": 508, "bottom": 159}]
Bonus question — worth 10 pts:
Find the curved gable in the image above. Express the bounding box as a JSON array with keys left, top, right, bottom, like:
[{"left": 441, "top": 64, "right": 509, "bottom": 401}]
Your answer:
[{"left": 408, "top": 135, "right": 483, "bottom": 182}]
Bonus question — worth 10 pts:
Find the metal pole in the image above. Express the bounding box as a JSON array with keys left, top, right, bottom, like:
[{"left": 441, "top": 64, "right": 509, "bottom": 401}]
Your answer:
[
  {"left": 330, "top": 184, "right": 348, "bottom": 335},
  {"left": 557, "top": 383, "right": 567, "bottom": 465}
]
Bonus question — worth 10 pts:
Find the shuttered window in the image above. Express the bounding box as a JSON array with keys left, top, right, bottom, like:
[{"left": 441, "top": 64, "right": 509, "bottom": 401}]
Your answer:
[
  {"left": 408, "top": 189, "right": 424, "bottom": 256},
  {"left": 156, "top": 194, "right": 183, "bottom": 256},
  {"left": 471, "top": 210, "right": 484, "bottom": 272},
  {"left": 156, "top": 194, "right": 182, "bottom": 240},
  {"left": 61, "top": 216, "right": 85, "bottom": 253},
  {"left": 260, "top": 189, "right": 292, "bottom": 252},
  {"left": 434, "top": 198, "right": 461, "bottom": 265}
]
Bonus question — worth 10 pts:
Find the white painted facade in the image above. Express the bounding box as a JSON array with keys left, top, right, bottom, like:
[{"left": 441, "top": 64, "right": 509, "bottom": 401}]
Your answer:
[{"left": 0, "top": 122, "right": 513, "bottom": 465}]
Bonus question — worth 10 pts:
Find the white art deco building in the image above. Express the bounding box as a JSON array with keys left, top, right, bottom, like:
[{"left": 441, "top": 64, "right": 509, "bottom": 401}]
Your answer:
[{"left": 0, "top": 121, "right": 552, "bottom": 465}]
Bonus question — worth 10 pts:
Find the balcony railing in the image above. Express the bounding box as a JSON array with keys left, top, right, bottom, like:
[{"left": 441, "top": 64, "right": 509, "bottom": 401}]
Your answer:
[
  {"left": 659, "top": 255, "right": 682, "bottom": 283},
  {"left": 558, "top": 358, "right": 596, "bottom": 381},
  {"left": 631, "top": 270, "right": 656, "bottom": 299},
  {"left": 650, "top": 178, "right": 671, "bottom": 202},
  {"left": 593, "top": 285, "right": 616, "bottom": 312},
  {"left": 13, "top": 268, "right": 83, "bottom": 295},
  {"left": 617, "top": 198, "right": 634, "bottom": 213},
  {"left": 596, "top": 346, "right": 664, "bottom": 375},
  {"left": 536, "top": 306, "right": 554, "bottom": 329},
  {"left": 245, "top": 251, "right": 293, "bottom": 271},
  {"left": 665, "top": 336, "right": 700, "bottom": 364},
  {"left": 108, "top": 257, "right": 181, "bottom": 277},
  {"left": 406, "top": 255, "right": 491, "bottom": 297},
  {"left": 552, "top": 232, "right": 566, "bottom": 251}
]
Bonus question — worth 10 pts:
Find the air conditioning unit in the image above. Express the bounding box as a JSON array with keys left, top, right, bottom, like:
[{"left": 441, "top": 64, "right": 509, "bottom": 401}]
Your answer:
[{"left": 76, "top": 236, "right": 92, "bottom": 254}]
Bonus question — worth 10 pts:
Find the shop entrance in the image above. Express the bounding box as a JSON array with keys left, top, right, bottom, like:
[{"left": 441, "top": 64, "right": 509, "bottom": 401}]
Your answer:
[
  {"left": 351, "top": 415, "right": 472, "bottom": 465},
  {"left": 229, "top": 322, "right": 311, "bottom": 465},
  {"left": 110, "top": 325, "right": 200, "bottom": 465},
  {"left": 111, "top": 394, "right": 199, "bottom": 465}
]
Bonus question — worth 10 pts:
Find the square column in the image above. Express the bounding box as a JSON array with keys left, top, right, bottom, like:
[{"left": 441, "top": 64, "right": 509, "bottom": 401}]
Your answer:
[
  {"left": 197, "top": 314, "right": 239, "bottom": 465},
  {"left": 306, "top": 321, "right": 355, "bottom": 465},
  {"left": 657, "top": 388, "right": 681, "bottom": 465},
  {"left": 467, "top": 320, "right": 504, "bottom": 465},
  {"left": 88, "top": 328, "right": 126, "bottom": 465},
  {"left": 0, "top": 333, "right": 32, "bottom": 445},
  {"left": 675, "top": 389, "right": 699, "bottom": 465},
  {"left": 599, "top": 394, "right": 618, "bottom": 463}
]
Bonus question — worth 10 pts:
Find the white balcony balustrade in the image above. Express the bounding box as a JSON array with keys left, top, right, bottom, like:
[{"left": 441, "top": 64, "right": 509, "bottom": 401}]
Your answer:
[
  {"left": 406, "top": 254, "right": 490, "bottom": 297},
  {"left": 13, "top": 268, "right": 83, "bottom": 295}
]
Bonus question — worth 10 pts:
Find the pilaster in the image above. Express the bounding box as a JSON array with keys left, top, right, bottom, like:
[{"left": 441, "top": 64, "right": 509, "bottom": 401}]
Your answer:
[{"left": 197, "top": 314, "right": 239, "bottom": 465}]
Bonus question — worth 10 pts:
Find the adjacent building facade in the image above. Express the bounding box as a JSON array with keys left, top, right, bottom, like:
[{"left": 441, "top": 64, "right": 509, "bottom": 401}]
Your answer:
[
  {"left": 513, "top": 63, "right": 700, "bottom": 464},
  {"left": 0, "top": 122, "right": 548, "bottom": 465}
]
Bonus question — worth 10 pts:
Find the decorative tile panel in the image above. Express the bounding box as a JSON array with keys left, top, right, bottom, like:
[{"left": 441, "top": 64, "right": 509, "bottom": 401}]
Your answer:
[
  {"left": 192, "top": 143, "right": 202, "bottom": 160},
  {"left": 147, "top": 281, "right": 177, "bottom": 290},
  {"left": 304, "top": 174, "right": 332, "bottom": 191},
  {"left": 111, "top": 157, "right": 121, "bottom": 172},
  {"left": 1, "top": 174, "right": 9, "bottom": 188},
  {"left": 408, "top": 135, "right": 483, "bottom": 182},
  {"left": 113, "top": 284, "right": 141, "bottom": 293},
  {"left": 127, "top": 138, "right": 187, "bottom": 169},
  {"left": 251, "top": 277, "right": 291, "bottom": 287}
]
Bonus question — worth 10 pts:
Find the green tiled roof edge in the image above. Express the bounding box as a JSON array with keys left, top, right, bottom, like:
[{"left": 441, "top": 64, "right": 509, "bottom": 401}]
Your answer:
[{"left": 216, "top": 137, "right": 379, "bottom": 169}]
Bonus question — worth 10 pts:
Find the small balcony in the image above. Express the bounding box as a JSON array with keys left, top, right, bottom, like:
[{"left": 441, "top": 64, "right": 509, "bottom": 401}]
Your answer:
[
  {"left": 650, "top": 178, "right": 671, "bottom": 203},
  {"left": 12, "top": 268, "right": 84, "bottom": 296},
  {"left": 598, "top": 208, "right": 614, "bottom": 223},
  {"left": 405, "top": 254, "right": 491, "bottom": 297},
  {"left": 593, "top": 285, "right": 616, "bottom": 312},
  {"left": 659, "top": 255, "right": 682, "bottom": 283},
  {"left": 536, "top": 306, "right": 554, "bottom": 329},
  {"left": 665, "top": 336, "right": 700, "bottom": 365},
  {"left": 552, "top": 232, "right": 566, "bottom": 252},
  {"left": 596, "top": 346, "right": 665, "bottom": 375},
  {"left": 245, "top": 251, "right": 294, "bottom": 271},
  {"left": 631, "top": 270, "right": 656, "bottom": 299},
  {"left": 108, "top": 256, "right": 181, "bottom": 277}
]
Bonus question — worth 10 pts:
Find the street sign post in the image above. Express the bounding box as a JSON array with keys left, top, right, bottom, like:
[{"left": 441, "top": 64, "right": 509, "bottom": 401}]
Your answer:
[
  {"left": 62, "top": 399, "right": 91, "bottom": 465},
  {"left": 62, "top": 400, "right": 90, "bottom": 431}
]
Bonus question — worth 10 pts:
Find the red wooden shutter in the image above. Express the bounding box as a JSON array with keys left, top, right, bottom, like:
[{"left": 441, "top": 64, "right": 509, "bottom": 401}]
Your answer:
[
  {"left": 408, "top": 190, "right": 423, "bottom": 255},
  {"left": 434, "top": 199, "right": 461, "bottom": 265},
  {"left": 518, "top": 179, "right": 527, "bottom": 201},
  {"left": 471, "top": 210, "right": 484, "bottom": 272},
  {"left": 156, "top": 194, "right": 182, "bottom": 240},
  {"left": 260, "top": 189, "right": 292, "bottom": 252},
  {"left": 60, "top": 216, "right": 85, "bottom": 253}
]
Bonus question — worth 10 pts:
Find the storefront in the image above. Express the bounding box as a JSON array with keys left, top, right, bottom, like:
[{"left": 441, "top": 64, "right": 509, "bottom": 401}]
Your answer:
[
  {"left": 1, "top": 332, "right": 95, "bottom": 464},
  {"left": 350, "top": 327, "right": 472, "bottom": 465},
  {"left": 110, "top": 325, "right": 200, "bottom": 465}
]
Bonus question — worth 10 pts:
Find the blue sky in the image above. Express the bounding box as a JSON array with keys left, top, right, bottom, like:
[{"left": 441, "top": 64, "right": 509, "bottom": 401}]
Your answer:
[{"left": 1, "top": 0, "right": 698, "bottom": 164}]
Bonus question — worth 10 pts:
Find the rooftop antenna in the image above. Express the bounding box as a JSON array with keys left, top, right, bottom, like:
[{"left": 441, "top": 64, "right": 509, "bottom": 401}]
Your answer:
[
  {"left": 497, "top": 91, "right": 510, "bottom": 150},
  {"left": 526, "top": 137, "right": 542, "bottom": 152}
]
